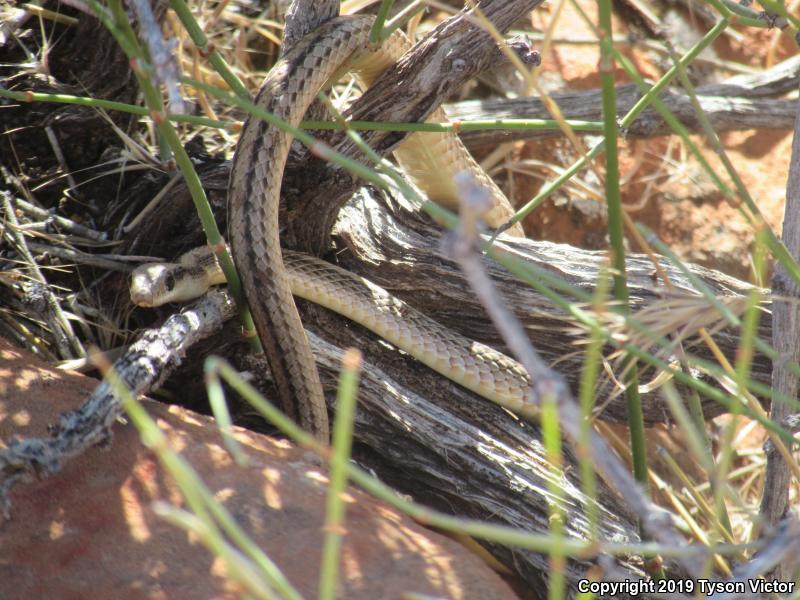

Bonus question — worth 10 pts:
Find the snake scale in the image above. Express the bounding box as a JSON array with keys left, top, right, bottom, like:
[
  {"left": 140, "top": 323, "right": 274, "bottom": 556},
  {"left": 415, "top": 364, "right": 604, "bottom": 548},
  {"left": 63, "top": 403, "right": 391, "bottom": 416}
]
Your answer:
[{"left": 131, "top": 15, "right": 530, "bottom": 441}]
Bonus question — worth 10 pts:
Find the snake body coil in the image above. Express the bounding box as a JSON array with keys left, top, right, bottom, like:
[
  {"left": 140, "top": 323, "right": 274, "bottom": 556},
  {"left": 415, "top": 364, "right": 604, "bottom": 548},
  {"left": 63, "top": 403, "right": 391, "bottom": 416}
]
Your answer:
[
  {"left": 131, "top": 246, "right": 533, "bottom": 414},
  {"left": 135, "top": 15, "right": 526, "bottom": 441}
]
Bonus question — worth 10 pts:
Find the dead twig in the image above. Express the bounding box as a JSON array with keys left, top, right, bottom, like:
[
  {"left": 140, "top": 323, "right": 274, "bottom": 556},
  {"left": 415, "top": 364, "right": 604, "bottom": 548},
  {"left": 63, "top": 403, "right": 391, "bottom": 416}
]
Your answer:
[
  {"left": 759, "top": 79, "right": 800, "bottom": 580},
  {"left": 0, "top": 288, "right": 235, "bottom": 516},
  {"left": 1, "top": 191, "right": 85, "bottom": 359},
  {"left": 446, "top": 171, "right": 694, "bottom": 576}
]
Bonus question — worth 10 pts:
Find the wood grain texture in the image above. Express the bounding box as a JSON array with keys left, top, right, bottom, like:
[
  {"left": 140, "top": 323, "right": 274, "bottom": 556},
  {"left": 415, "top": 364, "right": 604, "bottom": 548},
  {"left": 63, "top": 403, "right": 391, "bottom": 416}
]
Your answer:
[
  {"left": 283, "top": 0, "right": 546, "bottom": 255},
  {"left": 119, "top": 177, "right": 772, "bottom": 593},
  {"left": 449, "top": 86, "right": 798, "bottom": 150},
  {"left": 327, "top": 186, "right": 770, "bottom": 425}
]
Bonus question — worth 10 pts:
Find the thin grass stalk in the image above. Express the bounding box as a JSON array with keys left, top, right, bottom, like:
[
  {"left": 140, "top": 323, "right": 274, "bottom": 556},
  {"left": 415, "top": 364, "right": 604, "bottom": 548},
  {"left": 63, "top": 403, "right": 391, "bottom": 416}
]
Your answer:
[
  {"left": 635, "top": 225, "right": 744, "bottom": 473},
  {"left": 733, "top": 231, "right": 769, "bottom": 545},
  {"left": 86, "top": 0, "right": 261, "bottom": 353},
  {"left": 660, "top": 383, "right": 725, "bottom": 488},
  {"left": 151, "top": 505, "right": 275, "bottom": 599},
  {"left": 661, "top": 383, "right": 737, "bottom": 548},
  {"left": 688, "top": 381, "right": 734, "bottom": 536},
  {"left": 370, "top": 0, "right": 395, "bottom": 42},
  {"left": 318, "top": 349, "right": 362, "bottom": 600},
  {"left": 531, "top": 0, "right": 567, "bottom": 93},
  {"left": 638, "top": 229, "right": 740, "bottom": 324},
  {"left": 656, "top": 449, "right": 736, "bottom": 554},
  {"left": 648, "top": 451, "right": 729, "bottom": 576},
  {"left": 0, "top": 311, "right": 56, "bottom": 361},
  {"left": 597, "top": 0, "right": 648, "bottom": 498},
  {"left": 637, "top": 225, "right": 795, "bottom": 376},
  {"left": 506, "top": 18, "right": 730, "bottom": 232},
  {"left": 638, "top": 224, "right": 800, "bottom": 421},
  {"left": 382, "top": 1, "right": 427, "bottom": 38},
  {"left": 2, "top": 193, "right": 85, "bottom": 359},
  {"left": 18, "top": 3, "right": 79, "bottom": 25},
  {"left": 95, "top": 351, "right": 303, "bottom": 600},
  {"left": 575, "top": 270, "right": 611, "bottom": 542},
  {"left": 167, "top": 0, "right": 250, "bottom": 99},
  {"left": 541, "top": 384, "right": 566, "bottom": 600},
  {"left": 208, "top": 356, "right": 755, "bottom": 559},
  {"left": 734, "top": 233, "right": 767, "bottom": 397},
  {"left": 636, "top": 229, "right": 800, "bottom": 460},
  {"left": 685, "top": 384, "right": 712, "bottom": 456},
  {"left": 206, "top": 365, "right": 250, "bottom": 466},
  {"left": 646, "top": 474, "right": 721, "bottom": 577}
]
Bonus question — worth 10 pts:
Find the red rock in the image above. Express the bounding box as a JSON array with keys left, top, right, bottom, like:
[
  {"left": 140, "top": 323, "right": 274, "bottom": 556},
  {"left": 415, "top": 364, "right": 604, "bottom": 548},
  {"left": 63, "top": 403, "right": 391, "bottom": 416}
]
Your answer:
[{"left": 0, "top": 339, "right": 518, "bottom": 599}]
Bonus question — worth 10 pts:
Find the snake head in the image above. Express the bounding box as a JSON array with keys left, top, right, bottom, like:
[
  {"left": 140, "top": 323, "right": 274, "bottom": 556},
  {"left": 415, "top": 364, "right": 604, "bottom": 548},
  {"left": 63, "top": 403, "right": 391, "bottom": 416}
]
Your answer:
[{"left": 130, "top": 263, "right": 203, "bottom": 307}]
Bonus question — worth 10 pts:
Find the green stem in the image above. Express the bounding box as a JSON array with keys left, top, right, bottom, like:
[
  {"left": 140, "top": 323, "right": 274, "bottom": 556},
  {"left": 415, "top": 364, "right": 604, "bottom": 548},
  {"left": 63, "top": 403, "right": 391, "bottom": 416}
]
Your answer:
[
  {"left": 755, "top": 0, "right": 800, "bottom": 31},
  {"left": 508, "top": 18, "right": 730, "bottom": 230},
  {"left": 576, "top": 272, "right": 611, "bottom": 543},
  {"left": 318, "top": 350, "right": 362, "bottom": 600},
  {"left": 541, "top": 385, "right": 566, "bottom": 600},
  {"left": 597, "top": 0, "right": 648, "bottom": 498},
  {"left": 370, "top": 0, "right": 395, "bottom": 43},
  {"left": 168, "top": 0, "right": 250, "bottom": 99},
  {"left": 0, "top": 86, "right": 605, "bottom": 136},
  {"left": 208, "top": 356, "right": 757, "bottom": 559},
  {"left": 383, "top": 1, "right": 427, "bottom": 38},
  {"left": 88, "top": 0, "right": 261, "bottom": 352},
  {"left": 302, "top": 117, "right": 603, "bottom": 134}
]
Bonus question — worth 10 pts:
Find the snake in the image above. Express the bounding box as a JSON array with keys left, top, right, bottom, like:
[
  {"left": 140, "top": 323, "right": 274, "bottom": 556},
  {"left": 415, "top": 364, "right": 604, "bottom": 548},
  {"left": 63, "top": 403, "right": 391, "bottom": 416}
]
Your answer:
[{"left": 130, "top": 15, "right": 529, "bottom": 441}]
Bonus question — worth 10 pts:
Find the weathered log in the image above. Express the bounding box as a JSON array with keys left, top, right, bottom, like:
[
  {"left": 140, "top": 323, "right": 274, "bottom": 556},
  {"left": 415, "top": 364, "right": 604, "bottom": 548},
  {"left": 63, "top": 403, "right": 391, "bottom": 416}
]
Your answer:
[
  {"left": 449, "top": 85, "right": 798, "bottom": 151},
  {"left": 326, "top": 186, "right": 771, "bottom": 425}
]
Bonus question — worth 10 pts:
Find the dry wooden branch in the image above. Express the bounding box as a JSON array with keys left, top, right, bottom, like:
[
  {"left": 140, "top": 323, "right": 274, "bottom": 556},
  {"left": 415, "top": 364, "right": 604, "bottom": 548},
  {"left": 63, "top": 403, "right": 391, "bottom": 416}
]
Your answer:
[
  {"left": 44, "top": 182, "right": 787, "bottom": 588},
  {"left": 282, "top": 47, "right": 800, "bottom": 256},
  {"left": 451, "top": 88, "right": 798, "bottom": 150},
  {"left": 0, "top": 289, "right": 235, "bottom": 515},
  {"left": 330, "top": 187, "right": 771, "bottom": 424},
  {"left": 2, "top": 179, "right": 783, "bottom": 592},
  {"left": 448, "top": 55, "right": 800, "bottom": 150},
  {"left": 125, "top": 157, "right": 773, "bottom": 427},
  {"left": 760, "top": 78, "right": 800, "bottom": 580},
  {"left": 282, "top": 0, "right": 547, "bottom": 256},
  {"left": 0, "top": 280, "right": 653, "bottom": 593}
]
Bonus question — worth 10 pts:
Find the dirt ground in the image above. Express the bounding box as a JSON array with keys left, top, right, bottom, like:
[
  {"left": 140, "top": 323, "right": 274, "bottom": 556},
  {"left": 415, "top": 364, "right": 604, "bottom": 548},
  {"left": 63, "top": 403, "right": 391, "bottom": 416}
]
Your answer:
[{"left": 507, "top": 0, "right": 795, "bottom": 281}]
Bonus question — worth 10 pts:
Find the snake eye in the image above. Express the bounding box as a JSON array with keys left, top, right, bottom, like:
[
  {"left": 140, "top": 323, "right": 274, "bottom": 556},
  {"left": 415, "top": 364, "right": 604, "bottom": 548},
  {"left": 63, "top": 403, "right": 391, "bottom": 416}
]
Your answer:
[{"left": 165, "top": 274, "right": 175, "bottom": 292}]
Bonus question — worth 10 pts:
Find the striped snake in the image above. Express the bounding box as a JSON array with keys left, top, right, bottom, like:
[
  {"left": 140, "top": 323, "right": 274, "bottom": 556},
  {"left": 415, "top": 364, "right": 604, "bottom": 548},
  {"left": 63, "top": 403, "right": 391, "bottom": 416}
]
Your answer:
[{"left": 131, "top": 15, "right": 530, "bottom": 440}]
